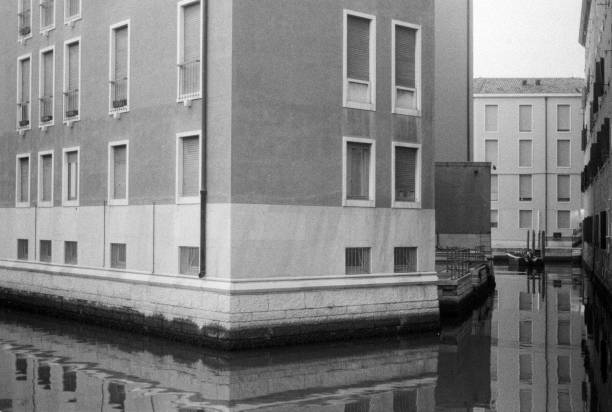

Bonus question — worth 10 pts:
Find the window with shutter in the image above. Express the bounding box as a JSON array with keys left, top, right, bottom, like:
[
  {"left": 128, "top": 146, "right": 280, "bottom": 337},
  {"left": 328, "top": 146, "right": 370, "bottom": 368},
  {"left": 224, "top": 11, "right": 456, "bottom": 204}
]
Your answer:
[
  {"left": 519, "top": 175, "right": 532, "bottom": 201},
  {"left": 345, "top": 247, "right": 371, "bottom": 274},
  {"left": 395, "top": 146, "right": 418, "bottom": 203},
  {"left": 485, "top": 140, "right": 498, "bottom": 167},
  {"left": 110, "top": 23, "right": 129, "bottom": 111},
  {"left": 519, "top": 140, "right": 532, "bottom": 167},
  {"left": 181, "top": 136, "right": 199, "bottom": 198},
  {"left": 40, "top": 48, "right": 54, "bottom": 123},
  {"left": 65, "top": 41, "right": 80, "bottom": 119},
  {"left": 347, "top": 142, "right": 370, "bottom": 200},
  {"left": 519, "top": 105, "right": 532, "bottom": 132},
  {"left": 557, "top": 175, "right": 570, "bottom": 201},
  {"left": 41, "top": 154, "right": 53, "bottom": 203},
  {"left": 344, "top": 11, "right": 374, "bottom": 108},
  {"left": 519, "top": 210, "right": 532, "bottom": 229},
  {"left": 18, "top": 156, "right": 29, "bottom": 204},
  {"left": 557, "top": 139, "right": 570, "bottom": 167},
  {"left": 179, "top": 246, "right": 199, "bottom": 275},
  {"left": 178, "top": 1, "right": 201, "bottom": 99},
  {"left": 40, "top": 240, "right": 52, "bottom": 263},
  {"left": 557, "top": 211, "right": 570, "bottom": 229},
  {"left": 557, "top": 105, "right": 570, "bottom": 132},
  {"left": 394, "top": 22, "right": 419, "bottom": 113},
  {"left": 112, "top": 145, "right": 127, "bottom": 200},
  {"left": 41, "top": 0, "right": 54, "bottom": 29},
  {"left": 18, "top": 56, "right": 31, "bottom": 128},
  {"left": 485, "top": 105, "right": 498, "bottom": 131},
  {"left": 65, "top": 150, "right": 78, "bottom": 202},
  {"left": 491, "top": 175, "right": 498, "bottom": 201}
]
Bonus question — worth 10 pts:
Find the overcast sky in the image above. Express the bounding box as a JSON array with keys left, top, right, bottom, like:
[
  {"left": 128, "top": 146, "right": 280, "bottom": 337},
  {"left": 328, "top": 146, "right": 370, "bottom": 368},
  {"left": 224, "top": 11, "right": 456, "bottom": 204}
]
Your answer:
[{"left": 474, "top": 0, "right": 585, "bottom": 78}]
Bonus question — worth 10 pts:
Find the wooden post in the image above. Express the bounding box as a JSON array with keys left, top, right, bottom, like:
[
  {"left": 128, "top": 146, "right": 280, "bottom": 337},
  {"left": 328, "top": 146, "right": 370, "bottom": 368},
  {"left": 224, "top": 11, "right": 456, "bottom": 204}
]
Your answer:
[
  {"left": 532, "top": 230, "right": 536, "bottom": 253},
  {"left": 526, "top": 230, "right": 530, "bottom": 250},
  {"left": 542, "top": 231, "right": 546, "bottom": 260}
]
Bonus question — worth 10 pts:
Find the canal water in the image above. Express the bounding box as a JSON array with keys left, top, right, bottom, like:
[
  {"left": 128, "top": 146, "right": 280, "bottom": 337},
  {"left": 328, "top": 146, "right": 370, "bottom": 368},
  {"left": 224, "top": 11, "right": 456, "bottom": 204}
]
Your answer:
[{"left": 0, "top": 265, "right": 600, "bottom": 411}]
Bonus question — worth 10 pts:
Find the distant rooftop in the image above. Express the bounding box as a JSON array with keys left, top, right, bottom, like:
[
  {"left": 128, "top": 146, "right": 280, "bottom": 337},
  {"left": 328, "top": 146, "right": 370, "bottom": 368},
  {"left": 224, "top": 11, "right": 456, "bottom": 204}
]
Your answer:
[{"left": 473, "top": 78, "right": 584, "bottom": 94}]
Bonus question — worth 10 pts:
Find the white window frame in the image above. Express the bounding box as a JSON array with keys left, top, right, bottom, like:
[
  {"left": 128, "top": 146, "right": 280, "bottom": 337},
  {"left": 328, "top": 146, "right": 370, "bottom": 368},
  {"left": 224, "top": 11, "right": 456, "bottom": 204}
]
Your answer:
[
  {"left": 63, "top": 37, "right": 81, "bottom": 124},
  {"left": 556, "top": 139, "right": 571, "bottom": 168},
  {"left": 16, "top": 53, "right": 32, "bottom": 132},
  {"left": 484, "top": 139, "right": 499, "bottom": 168},
  {"left": 518, "top": 104, "right": 533, "bottom": 133},
  {"left": 16, "top": 153, "right": 31, "bottom": 208},
  {"left": 63, "top": 0, "right": 81, "bottom": 26},
  {"left": 18, "top": 0, "right": 33, "bottom": 42},
  {"left": 557, "top": 174, "right": 571, "bottom": 203},
  {"left": 176, "top": 130, "right": 202, "bottom": 204},
  {"left": 557, "top": 210, "right": 571, "bottom": 229},
  {"left": 518, "top": 139, "right": 533, "bottom": 169},
  {"left": 39, "top": 45, "right": 55, "bottom": 128},
  {"left": 391, "top": 19, "right": 421, "bottom": 116},
  {"left": 107, "top": 140, "right": 129, "bottom": 206},
  {"left": 342, "top": 136, "right": 376, "bottom": 207},
  {"left": 62, "top": 146, "right": 80, "bottom": 207},
  {"left": 176, "top": 0, "right": 203, "bottom": 103},
  {"left": 108, "top": 20, "right": 131, "bottom": 115},
  {"left": 39, "top": 0, "right": 55, "bottom": 34},
  {"left": 342, "top": 9, "right": 376, "bottom": 111},
  {"left": 484, "top": 104, "right": 498, "bottom": 132},
  {"left": 556, "top": 103, "right": 571, "bottom": 133},
  {"left": 37, "top": 150, "right": 54, "bottom": 207},
  {"left": 391, "top": 141, "right": 421, "bottom": 208},
  {"left": 519, "top": 209, "right": 533, "bottom": 230}
]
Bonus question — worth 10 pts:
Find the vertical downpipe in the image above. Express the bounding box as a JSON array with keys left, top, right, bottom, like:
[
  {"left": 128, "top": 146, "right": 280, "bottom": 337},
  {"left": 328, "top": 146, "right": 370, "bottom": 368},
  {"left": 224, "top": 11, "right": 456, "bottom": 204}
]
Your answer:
[
  {"left": 152, "top": 202, "right": 156, "bottom": 273},
  {"left": 544, "top": 97, "right": 549, "bottom": 245},
  {"left": 103, "top": 200, "right": 107, "bottom": 267},
  {"left": 466, "top": 0, "right": 472, "bottom": 161},
  {"left": 199, "top": 0, "right": 208, "bottom": 278},
  {"left": 34, "top": 203, "right": 37, "bottom": 260}
]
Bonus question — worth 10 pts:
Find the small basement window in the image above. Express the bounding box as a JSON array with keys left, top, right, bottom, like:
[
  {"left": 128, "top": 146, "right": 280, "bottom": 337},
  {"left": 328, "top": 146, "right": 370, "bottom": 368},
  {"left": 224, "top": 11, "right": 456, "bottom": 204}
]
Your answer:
[
  {"left": 394, "top": 247, "right": 417, "bottom": 273},
  {"left": 64, "top": 241, "right": 77, "bottom": 265},
  {"left": 345, "top": 247, "right": 371, "bottom": 275},
  {"left": 179, "top": 246, "right": 199, "bottom": 275},
  {"left": 110, "top": 243, "right": 126, "bottom": 269},
  {"left": 17, "top": 239, "right": 29, "bottom": 260},
  {"left": 40, "top": 240, "right": 52, "bottom": 262}
]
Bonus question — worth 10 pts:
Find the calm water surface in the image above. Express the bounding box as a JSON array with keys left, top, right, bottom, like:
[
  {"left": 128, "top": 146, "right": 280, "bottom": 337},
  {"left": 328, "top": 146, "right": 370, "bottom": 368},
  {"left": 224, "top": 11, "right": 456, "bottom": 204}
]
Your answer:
[{"left": 0, "top": 265, "right": 600, "bottom": 411}]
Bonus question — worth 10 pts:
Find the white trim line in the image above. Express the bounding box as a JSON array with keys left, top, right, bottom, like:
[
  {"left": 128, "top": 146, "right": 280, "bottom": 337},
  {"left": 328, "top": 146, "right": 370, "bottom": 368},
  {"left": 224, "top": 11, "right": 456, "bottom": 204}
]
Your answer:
[
  {"left": 342, "top": 136, "right": 376, "bottom": 208},
  {"left": 16, "top": 53, "right": 32, "bottom": 132},
  {"left": 176, "top": 130, "right": 202, "bottom": 204},
  {"left": 391, "top": 141, "right": 421, "bottom": 208},
  {"left": 15, "top": 153, "right": 31, "bottom": 208},
  {"left": 107, "top": 140, "right": 130, "bottom": 206},
  {"left": 391, "top": 19, "right": 421, "bottom": 117},
  {"left": 63, "top": 36, "right": 81, "bottom": 124},
  {"left": 37, "top": 150, "right": 54, "bottom": 207},
  {"left": 39, "top": 0, "right": 56, "bottom": 34},
  {"left": 108, "top": 20, "right": 131, "bottom": 115},
  {"left": 62, "top": 146, "right": 80, "bottom": 207},
  {"left": 38, "top": 45, "right": 55, "bottom": 128}
]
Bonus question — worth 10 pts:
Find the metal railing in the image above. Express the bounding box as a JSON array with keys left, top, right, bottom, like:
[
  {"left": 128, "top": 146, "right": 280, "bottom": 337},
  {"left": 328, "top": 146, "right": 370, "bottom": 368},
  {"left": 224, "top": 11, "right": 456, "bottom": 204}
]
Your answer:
[
  {"left": 18, "top": 9, "right": 31, "bottom": 36},
  {"left": 64, "top": 89, "right": 79, "bottom": 119},
  {"left": 394, "top": 247, "right": 417, "bottom": 273},
  {"left": 110, "top": 78, "right": 128, "bottom": 111},
  {"left": 17, "top": 101, "right": 29, "bottom": 127},
  {"left": 39, "top": 96, "right": 53, "bottom": 123},
  {"left": 436, "top": 247, "right": 490, "bottom": 279},
  {"left": 178, "top": 59, "right": 200, "bottom": 100}
]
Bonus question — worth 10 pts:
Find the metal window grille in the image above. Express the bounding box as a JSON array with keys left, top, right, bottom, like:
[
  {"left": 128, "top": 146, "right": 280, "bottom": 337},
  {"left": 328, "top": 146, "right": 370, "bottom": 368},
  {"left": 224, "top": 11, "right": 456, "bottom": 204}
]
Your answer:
[
  {"left": 40, "top": 0, "right": 54, "bottom": 28},
  {"left": 110, "top": 243, "right": 126, "bottom": 269},
  {"left": 18, "top": 1, "right": 31, "bottom": 36},
  {"left": 40, "top": 96, "right": 53, "bottom": 123},
  {"left": 111, "top": 78, "right": 128, "bottom": 110},
  {"left": 65, "top": 42, "right": 79, "bottom": 119},
  {"left": 64, "top": 241, "right": 77, "bottom": 265},
  {"left": 179, "top": 59, "right": 200, "bottom": 100},
  {"left": 17, "top": 239, "right": 28, "bottom": 260},
  {"left": 62, "top": 367, "right": 76, "bottom": 392},
  {"left": 39, "top": 240, "right": 52, "bottom": 262},
  {"left": 18, "top": 57, "right": 30, "bottom": 127},
  {"left": 344, "top": 399, "right": 369, "bottom": 412},
  {"left": 393, "top": 390, "right": 417, "bottom": 412},
  {"left": 179, "top": 1, "right": 201, "bottom": 100},
  {"left": 394, "top": 247, "right": 416, "bottom": 273},
  {"left": 179, "top": 246, "right": 199, "bottom": 275},
  {"left": 110, "top": 25, "right": 128, "bottom": 111},
  {"left": 345, "top": 247, "right": 370, "bottom": 275},
  {"left": 64, "top": 89, "right": 79, "bottom": 118}
]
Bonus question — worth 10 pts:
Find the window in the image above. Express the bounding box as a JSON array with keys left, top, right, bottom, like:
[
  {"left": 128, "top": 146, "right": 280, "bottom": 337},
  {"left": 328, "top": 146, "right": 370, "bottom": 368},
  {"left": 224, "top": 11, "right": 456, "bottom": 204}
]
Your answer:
[
  {"left": 491, "top": 175, "right": 498, "bottom": 201},
  {"left": 63, "top": 38, "right": 80, "bottom": 122},
  {"left": 519, "top": 353, "right": 532, "bottom": 382},
  {"left": 519, "top": 175, "right": 532, "bottom": 201},
  {"left": 179, "top": 246, "right": 199, "bottom": 275},
  {"left": 519, "top": 104, "right": 532, "bottom": 132},
  {"left": 38, "top": 152, "right": 53, "bottom": 206},
  {"left": 393, "top": 143, "right": 420, "bottom": 206},
  {"left": 109, "top": 21, "right": 130, "bottom": 113},
  {"left": 110, "top": 243, "right": 126, "bottom": 269},
  {"left": 519, "top": 320, "right": 532, "bottom": 344},
  {"left": 108, "top": 142, "right": 128, "bottom": 204},
  {"left": 63, "top": 148, "right": 79, "bottom": 205},
  {"left": 40, "top": 240, "right": 51, "bottom": 262},
  {"left": 17, "top": 239, "right": 29, "bottom": 260},
  {"left": 392, "top": 21, "right": 420, "bottom": 115},
  {"left": 520, "top": 389, "right": 532, "bottom": 412},
  {"left": 557, "top": 356, "right": 571, "bottom": 384},
  {"left": 557, "top": 139, "right": 570, "bottom": 167},
  {"left": 18, "top": 0, "right": 32, "bottom": 38},
  {"left": 17, "top": 54, "right": 31, "bottom": 130},
  {"left": 344, "top": 137, "right": 375, "bottom": 207},
  {"left": 519, "top": 210, "right": 532, "bottom": 229},
  {"left": 176, "top": 132, "right": 200, "bottom": 202},
  {"left": 64, "top": 0, "right": 80, "bottom": 24},
  {"left": 519, "top": 292, "right": 532, "bottom": 311},
  {"left": 558, "top": 391, "right": 571, "bottom": 412},
  {"left": 558, "top": 292, "right": 570, "bottom": 312},
  {"left": 345, "top": 247, "right": 371, "bottom": 274},
  {"left": 485, "top": 105, "right": 498, "bottom": 132},
  {"left": 394, "top": 247, "right": 417, "bottom": 273},
  {"left": 40, "top": 0, "right": 55, "bottom": 31},
  {"left": 485, "top": 140, "right": 498, "bottom": 168},
  {"left": 177, "top": 0, "right": 201, "bottom": 101},
  {"left": 39, "top": 46, "right": 54, "bottom": 126},
  {"left": 558, "top": 210, "right": 570, "bottom": 229},
  {"left": 491, "top": 209, "right": 498, "bottom": 228},
  {"left": 16, "top": 155, "right": 30, "bottom": 206},
  {"left": 557, "top": 104, "right": 570, "bottom": 132},
  {"left": 64, "top": 241, "right": 77, "bottom": 265},
  {"left": 343, "top": 10, "right": 375, "bottom": 110},
  {"left": 393, "top": 390, "right": 417, "bottom": 412},
  {"left": 557, "top": 175, "right": 570, "bottom": 202},
  {"left": 558, "top": 320, "right": 570, "bottom": 345},
  {"left": 518, "top": 140, "right": 532, "bottom": 167}
]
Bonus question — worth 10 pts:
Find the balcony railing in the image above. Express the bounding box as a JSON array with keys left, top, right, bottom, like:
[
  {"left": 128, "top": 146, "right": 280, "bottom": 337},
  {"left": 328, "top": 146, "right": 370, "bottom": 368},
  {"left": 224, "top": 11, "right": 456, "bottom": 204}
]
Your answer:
[
  {"left": 17, "top": 101, "right": 29, "bottom": 128},
  {"left": 18, "top": 9, "right": 31, "bottom": 36},
  {"left": 40, "top": 96, "right": 53, "bottom": 124},
  {"left": 110, "top": 78, "right": 128, "bottom": 111},
  {"left": 178, "top": 59, "right": 200, "bottom": 100},
  {"left": 64, "top": 89, "right": 79, "bottom": 119}
]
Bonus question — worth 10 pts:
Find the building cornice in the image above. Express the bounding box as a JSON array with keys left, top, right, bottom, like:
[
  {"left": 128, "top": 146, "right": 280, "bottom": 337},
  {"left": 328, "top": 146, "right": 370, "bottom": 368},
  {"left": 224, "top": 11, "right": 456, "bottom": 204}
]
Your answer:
[{"left": 474, "top": 93, "right": 582, "bottom": 98}]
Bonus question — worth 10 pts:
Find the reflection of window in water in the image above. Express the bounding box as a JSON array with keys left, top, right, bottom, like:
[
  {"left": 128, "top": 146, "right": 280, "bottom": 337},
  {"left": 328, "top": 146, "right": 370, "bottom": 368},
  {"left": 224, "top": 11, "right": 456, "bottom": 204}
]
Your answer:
[
  {"left": 557, "top": 355, "right": 571, "bottom": 384},
  {"left": 558, "top": 320, "right": 571, "bottom": 345},
  {"left": 393, "top": 390, "right": 417, "bottom": 412},
  {"left": 15, "top": 357, "right": 27, "bottom": 381},
  {"left": 519, "top": 292, "right": 532, "bottom": 311},
  {"left": 344, "top": 398, "right": 370, "bottom": 412},
  {"left": 558, "top": 391, "right": 571, "bottom": 412},
  {"left": 108, "top": 382, "right": 126, "bottom": 411},
  {"left": 519, "top": 389, "right": 532, "bottom": 412},
  {"left": 62, "top": 366, "right": 77, "bottom": 392},
  {"left": 37, "top": 364, "right": 51, "bottom": 389},
  {"left": 519, "top": 320, "right": 532, "bottom": 344},
  {"left": 491, "top": 348, "right": 498, "bottom": 381},
  {"left": 557, "top": 292, "right": 570, "bottom": 312},
  {"left": 519, "top": 353, "right": 532, "bottom": 383}
]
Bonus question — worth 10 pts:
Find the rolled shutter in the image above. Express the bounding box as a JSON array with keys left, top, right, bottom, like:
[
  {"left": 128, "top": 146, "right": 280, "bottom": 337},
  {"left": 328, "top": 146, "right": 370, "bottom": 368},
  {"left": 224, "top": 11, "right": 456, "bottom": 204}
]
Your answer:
[
  {"left": 519, "top": 140, "right": 532, "bottom": 167},
  {"left": 67, "top": 152, "right": 78, "bottom": 200},
  {"left": 68, "top": 42, "right": 79, "bottom": 91},
  {"left": 395, "top": 146, "right": 417, "bottom": 202},
  {"left": 557, "top": 105, "right": 570, "bottom": 131},
  {"left": 183, "top": 2, "right": 200, "bottom": 63},
  {"left": 42, "top": 155, "right": 52, "bottom": 202},
  {"left": 20, "top": 158, "right": 29, "bottom": 202},
  {"left": 485, "top": 105, "right": 498, "bottom": 131},
  {"left": 519, "top": 105, "right": 532, "bottom": 131},
  {"left": 557, "top": 175, "right": 570, "bottom": 201},
  {"left": 43, "top": 51, "right": 53, "bottom": 98},
  {"left": 519, "top": 175, "right": 532, "bottom": 199},
  {"left": 485, "top": 140, "right": 498, "bottom": 165},
  {"left": 520, "top": 210, "right": 532, "bottom": 229},
  {"left": 347, "top": 15, "right": 370, "bottom": 81},
  {"left": 113, "top": 145, "right": 127, "bottom": 199},
  {"left": 114, "top": 26, "right": 128, "bottom": 81},
  {"left": 21, "top": 58, "right": 30, "bottom": 103},
  {"left": 395, "top": 26, "right": 416, "bottom": 89},
  {"left": 557, "top": 140, "right": 570, "bottom": 167},
  {"left": 181, "top": 136, "right": 199, "bottom": 196}
]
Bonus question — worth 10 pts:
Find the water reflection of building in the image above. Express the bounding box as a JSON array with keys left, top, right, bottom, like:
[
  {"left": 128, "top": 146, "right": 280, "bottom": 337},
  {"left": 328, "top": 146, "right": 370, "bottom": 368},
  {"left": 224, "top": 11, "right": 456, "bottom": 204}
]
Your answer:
[
  {"left": 491, "top": 270, "right": 585, "bottom": 412},
  {"left": 0, "top": 310, "right": 438, "bottom": 412}
]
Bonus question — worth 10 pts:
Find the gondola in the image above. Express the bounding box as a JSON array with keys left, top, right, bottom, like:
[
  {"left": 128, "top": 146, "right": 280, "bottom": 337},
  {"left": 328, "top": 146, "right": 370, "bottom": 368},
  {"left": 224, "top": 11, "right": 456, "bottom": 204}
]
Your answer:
[{"left": 506, "top": 250, "right": 544, "bottom": 268}]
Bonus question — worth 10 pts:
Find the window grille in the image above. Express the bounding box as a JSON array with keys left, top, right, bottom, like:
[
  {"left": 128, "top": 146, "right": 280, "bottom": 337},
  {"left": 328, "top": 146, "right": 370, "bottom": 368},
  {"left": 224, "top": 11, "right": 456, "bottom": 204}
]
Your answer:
[
  {"left": 18, "top": 57, "right": 30, "bottom": 128},
  {"left": 18, "top": 0, "right": 31, "bottom": 36},
  {"left": 178, "top": 1, "right": 201, "bottom": 99},
  {"left": 347, "top": 142, "right": 370, "bottom": 200},
  {"left": 40, "top": 240, "right": 52, "bottom": 262},
  {"left": 110, "top": 243, "right": 126, "bottom": 269},
  {"left": 179, "top": 246, "right": 199, "bottom": 275},
  {"left": 17, "top": 239, "right": 28, "bottom": 260},
  {"left": 395, "top": 147, "right": 417, "bottom": 202},
  {"left": 64, "top": 241, "right": 77, "bottom": 265},
  {"left": 345, "top": 247, "right": 370, "bottom": 275},
  {"left": 394, "top": 247, "right": 416, "bottom": 273},
  {"left": 40, "top": 49, "right": 53, "bottom": 123},
  {"left": 110, "top": 25, "right": 128, "bottom": 111}
]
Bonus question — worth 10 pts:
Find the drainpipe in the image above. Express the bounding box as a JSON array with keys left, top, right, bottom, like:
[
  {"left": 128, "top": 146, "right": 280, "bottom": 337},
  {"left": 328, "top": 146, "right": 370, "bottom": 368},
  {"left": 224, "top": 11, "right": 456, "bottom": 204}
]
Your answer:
[
  {"left": 544, "top": 96, "right": 548, "bottom": 241},
  {"left": 466, "top": 0, "right": 472, "bottom": 161},
  {"left": 199, "top": 0, "right": 208, "bottom": 278}
]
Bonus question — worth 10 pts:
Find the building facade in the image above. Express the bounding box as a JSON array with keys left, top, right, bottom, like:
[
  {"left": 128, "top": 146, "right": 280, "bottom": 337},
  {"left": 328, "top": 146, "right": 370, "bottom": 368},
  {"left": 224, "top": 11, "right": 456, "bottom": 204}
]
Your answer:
[
  {"left": 0, "top": 0, "right": 439, "bottom": 347},
  {"left": 473, "top": 79, "right": 583, "bottom": 250}
]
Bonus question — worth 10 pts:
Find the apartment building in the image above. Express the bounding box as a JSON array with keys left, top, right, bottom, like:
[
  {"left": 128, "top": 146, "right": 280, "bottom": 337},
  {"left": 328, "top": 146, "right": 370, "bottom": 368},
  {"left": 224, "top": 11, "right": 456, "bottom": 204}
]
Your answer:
[
  {"left": 473, "top": 78, "right": 583, "bottom": 249},
  {"left": 0, "top": 0, "right": 438, "bottom": 347}
]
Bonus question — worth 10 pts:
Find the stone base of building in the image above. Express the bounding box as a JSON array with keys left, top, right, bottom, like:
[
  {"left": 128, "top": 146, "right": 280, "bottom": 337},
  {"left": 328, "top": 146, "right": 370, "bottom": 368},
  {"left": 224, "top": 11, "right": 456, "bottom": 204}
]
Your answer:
[{"left": 0, "top": 260, "right": 439, "bottom": 349}]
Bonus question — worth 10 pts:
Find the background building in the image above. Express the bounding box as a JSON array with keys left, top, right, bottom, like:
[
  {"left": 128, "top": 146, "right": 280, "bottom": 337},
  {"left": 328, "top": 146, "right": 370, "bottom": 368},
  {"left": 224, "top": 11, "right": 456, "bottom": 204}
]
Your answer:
[{"left": 473, "top": 78, "right": 583, "bottom": 250}]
